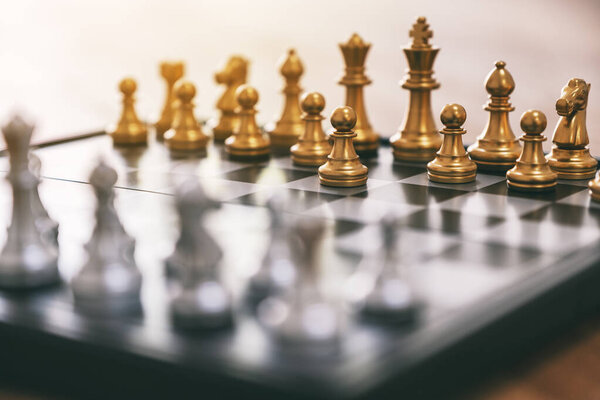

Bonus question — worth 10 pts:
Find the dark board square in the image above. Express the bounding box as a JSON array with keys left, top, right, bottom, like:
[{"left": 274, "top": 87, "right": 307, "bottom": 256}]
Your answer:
[
  {"left": 478, "top": 181, "right": 587, "bottom": 201},
  {"left": 353, "top": 182, "right": 469, "bottom": 206},
  {"left": 219, "top": 165, "right": 314, "bottom": 185},
  {"left": 362, "top": 161, "right": 426, "bottom": 182},
  {"left": 399, "top": 209, "right": 504, "bottom": 234},
  {"left": 520, "top": 203, "right": 600, "bottom": 228},
  {"left": 229, "top": 188, "right": 343, "bottom": 213},
  {"left": 437, "top": 242, "right": 542, "bottom": 268}
]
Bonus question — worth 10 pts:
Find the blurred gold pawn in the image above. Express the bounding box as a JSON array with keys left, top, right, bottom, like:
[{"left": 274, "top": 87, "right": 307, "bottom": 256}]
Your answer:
[
  {"left": 427, "top": 104, "right": 476, "bottom": 183},
  {"left": 225, "top": 85, "right": 270, "bottom": 159},
  {"left": 507, "top": 110, "right": 557, "bottom": 191},
  {"left": 291, "top": 92, "right": 332, "bottom": 167},
  {"left": 266, "top": 49, "right": 305, "bottom": 153},
  {"left": 318, "top": 106, "right": 368, "bottom": 187},
  {"left": 164, "top": 81, "right": 209, "bottom": 153},
  {"left": 110, "top": 78, "right": 148, "bottom": 146},
  {"left": 588, "top": 173, "right": 600, "bottom": 201},
  {"left": 155, "top": 61, "right": 184, "bottom": 140}
]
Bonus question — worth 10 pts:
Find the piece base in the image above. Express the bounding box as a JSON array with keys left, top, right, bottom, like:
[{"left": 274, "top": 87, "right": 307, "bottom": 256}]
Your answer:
[
  {"left": 507, "top": 179, "right": 557, "bottom": 192},
  {"left": 318, "top": 173, "right": 368, "bottom": 188},
  {"left": 427, "top": 170, "right": 476, "bottom": 184}
]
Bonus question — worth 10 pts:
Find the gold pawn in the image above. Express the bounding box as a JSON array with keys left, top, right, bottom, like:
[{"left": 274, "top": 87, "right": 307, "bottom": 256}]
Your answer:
[
  {"left": 266, "top": 49, "right": 304, "bottom": 153},
  {"left": 291, "top": 92, "right": 332, "bottom": 167},
  {"left": 467, "top": 61, "right": 521, "bottom": 171},
  {"left": 164, "top": 81, "right": 209, "bottom": 153},
  {"left": 110, "top": 78, "right": 148, "bottom": 146},
  {"left": 225, "top": 85, "right": 270, "bottom": 159},
  {"left": 339, "top": 33, "right": 379, "bottom": 156},
  {"left": 547, "top": 78, "right": 597, "bottom": 179},
  {"left": 588, "top": 172, "right": 600, "bottom": 202},
  {"left": 213, "top": 56, "right": 249, "bottom": 141},
  {"left": 427, "top": 104, "right": 477, "bottom": 183},
  {"left": 154, "top": 61, "right": 184, "bottom": 140},
  {"left": 507, "top": 110, "right": 557, "bottom": 191},
  {"left": 390, "top": 16, "right": 441, "bottom": 162},
  {"left": 318, "top": 106, "right": 368, "bottom": 187}
]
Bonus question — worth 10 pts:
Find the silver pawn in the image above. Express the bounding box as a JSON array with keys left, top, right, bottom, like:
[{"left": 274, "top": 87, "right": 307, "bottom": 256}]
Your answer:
[
  {"left": 246, "top": 195, "right": 295, "bottom": 304},
  {"left": 71, "top": 161, "right": 141, "bottom": 314},
  {"left": 168, "top": 179, "right": 232, "bottom": 330},
  {"left": 0, "top": 116, "right": 59, "bottom": 288},
  {"left": 258, "top": 219, "right": 342, "bottom": 346},
  {"left": 349, "top": 214, "right": 419, "bottom": 323},
  {"left": 28, "top": 152, "right": 59, "bottom": 248}
]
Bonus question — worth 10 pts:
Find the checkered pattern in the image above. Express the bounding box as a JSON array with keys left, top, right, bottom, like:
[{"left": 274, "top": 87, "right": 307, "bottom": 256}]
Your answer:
[{"left": 1, "top": 134, "right": 598, "bottom": 398}]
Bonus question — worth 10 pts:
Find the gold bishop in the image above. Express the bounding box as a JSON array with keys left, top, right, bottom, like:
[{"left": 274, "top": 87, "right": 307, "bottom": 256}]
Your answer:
[
  {"left": 467, "top": 61, "right": 521, "bottom": 171},
  {"left": 266, "top": 49, "right": 305, "bottom": 153},
  {"left": 110, "top": 78, "right": 148, "bottom": 146}
]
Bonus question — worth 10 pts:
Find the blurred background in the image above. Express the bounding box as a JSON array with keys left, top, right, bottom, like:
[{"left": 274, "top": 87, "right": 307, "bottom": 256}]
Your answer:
[{"left": 1, "top": 0, "right": 599, "bottom": 150}]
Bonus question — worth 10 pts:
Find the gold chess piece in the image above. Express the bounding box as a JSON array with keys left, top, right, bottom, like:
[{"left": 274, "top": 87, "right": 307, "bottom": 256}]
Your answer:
[
  {"left": 213, "top": 56, "right": 249, "bottom": 141},
  {"left": 390, "top": 17, "right": 441, "bottom": 162},
  {"left": 164, "top": 81, "right": 209, "bottom": 153},
  {"left": 110, "top": 78, "right": 148, "bottom": 146},
  {"left": 467, "top": 61, "right": 521, "bottom": 171},
  {"left": 291, "top": 92, "right": 332, "bottom": 167},
  {"left": 338, "top": 33, "right": 379, "bottom": 156},
  {"left": 266, "top": 49, "right": 304, "bottom": 153},
  {"left": 546, "top": 78, "right": 597, "bottom": 179},
  {"left": 507, "top": 110, "right": 557, "bottom": 191},
  {"left": 427, "top": 104, "right": 477, "bottom": 183},
  {"left": 589, "top": 172, "right": 600, "bottom": 201},
  {"left": 154, "top": 61, "right": 184, "bottom": 140},
  {"left": 318, "top": 106, "right": 368, "bottom": 187},
  {"left": 225, "top": 85, "right": 270, "bottom": 159}
]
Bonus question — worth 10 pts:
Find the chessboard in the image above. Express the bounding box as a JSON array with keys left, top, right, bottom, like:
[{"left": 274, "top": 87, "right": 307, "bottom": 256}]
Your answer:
[{"left": 0, "top": 133, "right": 600, "bottom": 400}]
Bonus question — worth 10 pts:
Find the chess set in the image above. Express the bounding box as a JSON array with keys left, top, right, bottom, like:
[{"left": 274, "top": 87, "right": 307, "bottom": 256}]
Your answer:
[{"left": 0, "top": 16, "right": 600, "bottom": 400}]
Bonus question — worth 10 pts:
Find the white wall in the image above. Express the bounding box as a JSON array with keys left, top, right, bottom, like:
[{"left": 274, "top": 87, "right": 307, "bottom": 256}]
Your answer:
[{"left": 1, "top": 0, "right": 599, "bottom": 150}]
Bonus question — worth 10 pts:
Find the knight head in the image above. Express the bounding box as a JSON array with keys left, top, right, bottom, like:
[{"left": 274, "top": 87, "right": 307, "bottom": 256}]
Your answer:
[
  {"left": 556, "top": 78, "right": 591, "bottom": 117},
  {"left": 215, "top": 56, "right": 248, "bottom": 85}
]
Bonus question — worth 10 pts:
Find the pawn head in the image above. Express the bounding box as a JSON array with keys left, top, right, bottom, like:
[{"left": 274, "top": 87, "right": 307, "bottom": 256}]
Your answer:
[
  {"left": 440, "top": 103, "right": 467, "bottom": 128},
  {"left": 520, "top": 110, "right": 547, "bottom": 134},
  {"left": 119, "top": 78, "right": 137, "bottom": 96},
  {"left": 236, "top": 85, "right": 259, "bottom": 108},
  {"left": 330, "top": 106, "right": 357, "bottom": 132},
  {"left": 176, "top": 81, "right": 196, "bottom": 103},
  {"left": 301, "top": 92, "right": 325, "bottom": 115}
]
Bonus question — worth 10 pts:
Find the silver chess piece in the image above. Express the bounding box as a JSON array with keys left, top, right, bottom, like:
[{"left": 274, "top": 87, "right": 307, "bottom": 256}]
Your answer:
[
  {"left": 28, "top": 152, "right": 59, "bottom": 248},
  {"left": 0, "top": 116, "right": 59, "bottom": 288},
  {"left": 347, "top": 214, "right": 419, "bottom": 323},
  {"left": 168, "top": 179, "right": 232, "bottom": 330},
  {"left": 258, "top": 219, "right": 343, "bottom": 346},
  {"left": 246, "top": 195, "right": 296, "bottom": 304},
  {"left": 71, "top": 161, "right": 141, "bottom": 314}
]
